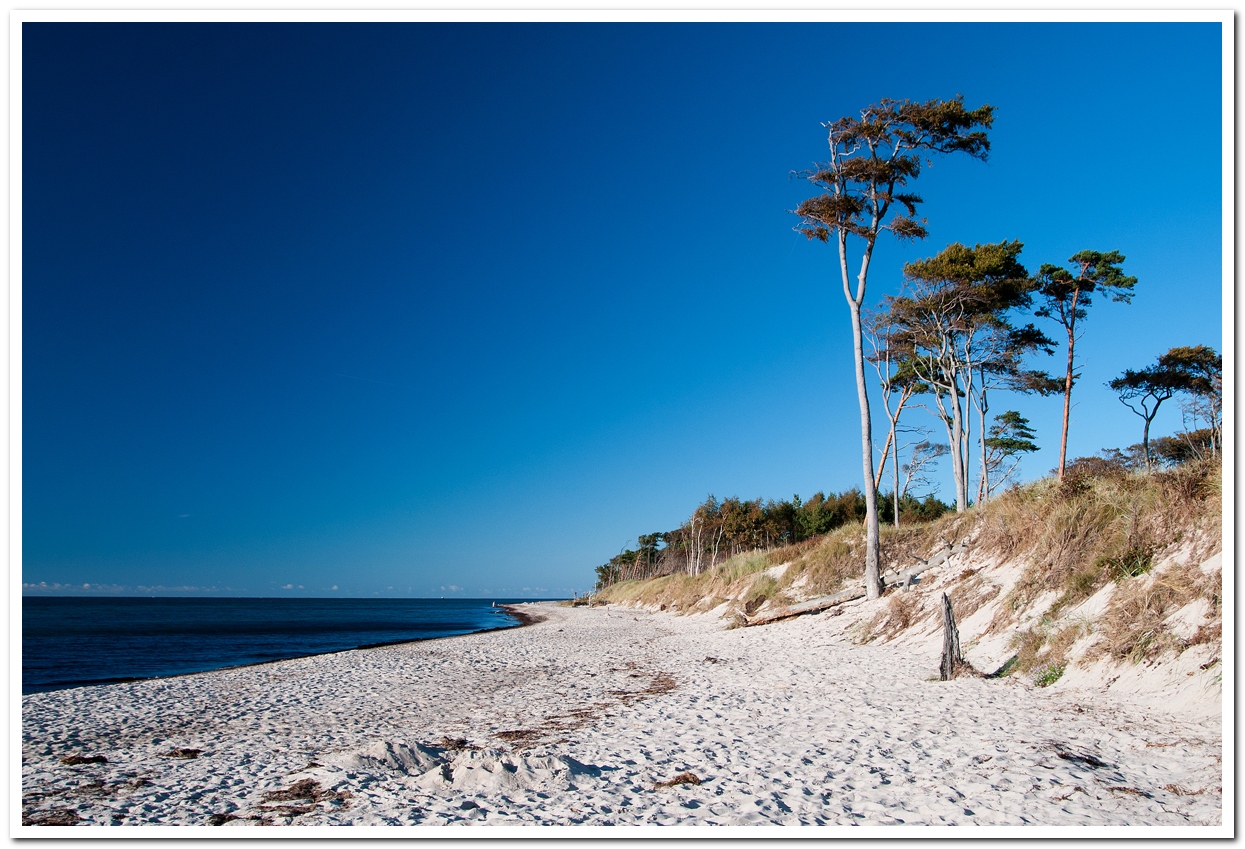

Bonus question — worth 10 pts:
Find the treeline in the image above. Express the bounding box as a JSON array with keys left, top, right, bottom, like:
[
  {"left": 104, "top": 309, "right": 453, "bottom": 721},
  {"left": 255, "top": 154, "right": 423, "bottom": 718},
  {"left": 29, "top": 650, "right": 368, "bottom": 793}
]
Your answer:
[{"left": 594, "top": 490, "right": 950, "bottom": 590}]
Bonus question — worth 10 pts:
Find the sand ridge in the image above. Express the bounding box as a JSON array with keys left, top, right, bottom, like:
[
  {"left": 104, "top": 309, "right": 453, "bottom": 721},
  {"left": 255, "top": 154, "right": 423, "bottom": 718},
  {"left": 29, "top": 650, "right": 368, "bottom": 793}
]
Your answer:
[{"left": 20, "top": 601, "right": 1222, "bottom": 829}]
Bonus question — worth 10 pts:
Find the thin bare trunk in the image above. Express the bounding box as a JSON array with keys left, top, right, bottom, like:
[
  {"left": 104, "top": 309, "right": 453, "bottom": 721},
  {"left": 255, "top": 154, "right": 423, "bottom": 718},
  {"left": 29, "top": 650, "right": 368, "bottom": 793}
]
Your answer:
[
  {"left": 849, "top": 301, "right": 882, "bottom": 596},
  {"left": 891, "top": 421, "right": 901, "bottom": 528},
  {"left": 949, "top": 388, "right": 967, "bottom": 511},
  {"left": 1057, "top": 294, "right": 1080, "bottom": 480},
  {"left": 975, "top": 377, "right": 989, "bottom": 505},
  {"left": 874, "top": 426, "right": 894, "bottom": 492},
  {"left": 841, "top": 232, "right": 882, "bottom": 600},
  {"left": 1142, "top": 413, "right": 1154, "bottom": 473}
]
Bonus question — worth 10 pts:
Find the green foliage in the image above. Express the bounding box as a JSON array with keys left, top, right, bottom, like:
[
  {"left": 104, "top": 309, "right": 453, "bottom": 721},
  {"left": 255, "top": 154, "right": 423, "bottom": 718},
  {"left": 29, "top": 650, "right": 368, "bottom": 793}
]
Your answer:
[
  {"left": 985, "top": 411, "right": 1038, "bottom": 456},
  {"left": 1151, "top": 430, "right": 1217, "bottom": 466},
  {"left": 793, "top": 96, "right": 994, "bottom": 245},
  {"left": 878, "top": 492, "right": 952, "bottom": 525},
  {"left": 1159, "top": 345, "right": 1221, "bottom": 395},
  {"left": 1107, "top": 346, "right": 1219, "bottom": 470},
  {"left": 794, "top": 490, "right": 867, "bottom": 538},
  {"left": 1101, "top": 545, "right": 1155, "bottom": 581},
  {"left": 1034, "top": 250, "right": 1138, "bottom": 327},
  {"left": 1033, "top": 662, "right": 1066, "bottom": 688}
]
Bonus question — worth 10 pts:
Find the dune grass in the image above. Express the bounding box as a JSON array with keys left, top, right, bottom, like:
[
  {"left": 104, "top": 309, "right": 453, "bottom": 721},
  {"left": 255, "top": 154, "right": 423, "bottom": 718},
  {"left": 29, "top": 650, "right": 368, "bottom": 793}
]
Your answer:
[{"left": 594, "top": 460, "right": 1221, "bottom": 673}]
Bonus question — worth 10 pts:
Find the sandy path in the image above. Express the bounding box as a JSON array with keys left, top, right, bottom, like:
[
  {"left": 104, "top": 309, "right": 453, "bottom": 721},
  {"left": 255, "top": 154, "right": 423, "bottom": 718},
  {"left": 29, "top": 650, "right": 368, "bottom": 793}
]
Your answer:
[{"left": 20, "top": 602, "right": 1222, "bottom": 829}]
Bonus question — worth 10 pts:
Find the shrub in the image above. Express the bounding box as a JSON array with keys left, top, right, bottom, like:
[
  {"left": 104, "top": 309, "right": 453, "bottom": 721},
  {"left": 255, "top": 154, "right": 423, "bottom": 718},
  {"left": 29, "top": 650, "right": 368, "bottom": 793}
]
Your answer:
[{"left": 1033, "top": 662, "right": 1066, "bottom": 688}]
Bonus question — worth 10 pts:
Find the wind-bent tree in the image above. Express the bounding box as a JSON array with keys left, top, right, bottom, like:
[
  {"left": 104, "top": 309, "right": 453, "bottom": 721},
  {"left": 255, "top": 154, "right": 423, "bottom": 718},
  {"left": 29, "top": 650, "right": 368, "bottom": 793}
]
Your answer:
[
  {"left": 792, "top": 96, "right": 994, "bottom": 598},
  {"left": 900, "top": 439, "right": 949, "bottom": 503},
  {"left": 1109, "top": 359, "right": 1183, "bottom": 472},
  {"left": 886, "top": 241, "right": 1050, "bottom": 511},
  {"left": 982, "top": 411, "right": 1039, "bottom": 497},
  {"left": 1161, "top": 345, "right": 1223, "bottom": 454},
  {"left": 1033, "top": 251, "right": 1138, "bottom": 479}
]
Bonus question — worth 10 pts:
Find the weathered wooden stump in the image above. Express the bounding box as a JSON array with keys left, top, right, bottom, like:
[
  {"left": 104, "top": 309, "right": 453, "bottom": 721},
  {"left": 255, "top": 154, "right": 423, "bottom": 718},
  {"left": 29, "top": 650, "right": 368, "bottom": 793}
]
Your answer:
[{"left": 939, "top": 592, "right": 966, "bottom": 681}]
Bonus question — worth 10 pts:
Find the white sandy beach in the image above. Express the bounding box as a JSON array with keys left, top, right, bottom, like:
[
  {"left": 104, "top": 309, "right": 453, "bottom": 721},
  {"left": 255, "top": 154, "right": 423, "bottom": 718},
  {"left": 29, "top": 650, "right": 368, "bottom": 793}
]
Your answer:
[
  {"left": 21, "top": 595, "right": 1225, "bottom": 826},
  {"left": 19, "top": 596, "right": 1222, "bottom": 831}
]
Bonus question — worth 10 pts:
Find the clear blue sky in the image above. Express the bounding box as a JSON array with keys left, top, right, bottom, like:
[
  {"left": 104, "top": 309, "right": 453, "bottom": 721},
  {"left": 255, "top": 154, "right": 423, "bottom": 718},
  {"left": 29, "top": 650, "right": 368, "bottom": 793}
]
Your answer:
[{"left": 21, "top": 22, "right": 1223, "bottom": 598}]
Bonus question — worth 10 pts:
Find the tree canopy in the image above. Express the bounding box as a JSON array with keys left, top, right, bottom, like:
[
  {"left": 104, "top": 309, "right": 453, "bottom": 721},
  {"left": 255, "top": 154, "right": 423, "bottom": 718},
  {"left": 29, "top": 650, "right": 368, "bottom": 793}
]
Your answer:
[
  {"left": 1034, "top": 250, "right": 1138, "bottom": 478},
  {"left": 882, "top": 240, "right": 1054, "bottom": 509}
]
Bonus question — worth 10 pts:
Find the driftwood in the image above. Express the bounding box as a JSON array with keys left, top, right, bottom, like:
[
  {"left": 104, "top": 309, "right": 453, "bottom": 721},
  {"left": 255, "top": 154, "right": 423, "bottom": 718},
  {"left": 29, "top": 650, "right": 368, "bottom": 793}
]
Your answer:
[
  {"left": 743, "top": 585, "right": 866, "bottom": 627},
  {"left": 882, "top": 539, "right": 968, "bottom": 587},
  {"left": 939, "top": 592, "right": 967, "bottom": 680},
  {"left": 743, "top": 540, "right": 970, "bottom": 628}
]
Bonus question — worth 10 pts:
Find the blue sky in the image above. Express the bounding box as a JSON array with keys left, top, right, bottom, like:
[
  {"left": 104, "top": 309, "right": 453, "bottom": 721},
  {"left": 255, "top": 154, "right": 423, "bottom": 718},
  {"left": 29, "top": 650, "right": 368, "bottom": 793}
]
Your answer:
[{"left": 21, "top": 22, "right": 1224, "bottom": 597}]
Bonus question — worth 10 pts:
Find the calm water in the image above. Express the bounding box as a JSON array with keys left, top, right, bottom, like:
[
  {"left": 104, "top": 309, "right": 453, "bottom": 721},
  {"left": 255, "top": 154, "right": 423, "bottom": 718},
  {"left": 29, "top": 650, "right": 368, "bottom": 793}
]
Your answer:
[{"left": 22, "top": 597, "right": 530, "bottom": 694}]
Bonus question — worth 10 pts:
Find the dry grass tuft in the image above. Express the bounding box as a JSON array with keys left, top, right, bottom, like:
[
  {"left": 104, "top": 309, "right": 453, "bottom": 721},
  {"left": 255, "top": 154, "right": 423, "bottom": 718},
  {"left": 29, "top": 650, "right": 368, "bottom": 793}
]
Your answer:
[
  {"left": 981, "top": 460, "right": 1220, "bottom": 627},
  {"left": 1009, "top": 620, "right": 1086, "bottom": 682},
  {"left": 880, "top": 591, "right": 922, "bottom": 637},
  {"left": 782, "top": 527, "right": 862, "bottom": 597},
  {"left": 854, "top": 590, "right": 924, "bottom": 644},
  {"left": 1092, "top": 561, "right": 1220, "bottom": 664},
  {"left": 741, "top": 574, "right": 779, "bottom": 616}
]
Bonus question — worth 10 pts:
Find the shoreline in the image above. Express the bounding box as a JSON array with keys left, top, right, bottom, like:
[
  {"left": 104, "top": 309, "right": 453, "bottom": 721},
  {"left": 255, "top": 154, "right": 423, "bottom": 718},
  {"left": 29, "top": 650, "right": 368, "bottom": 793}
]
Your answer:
[
  {"left": 23, "top": 601, "right": 546, "bottom": 696},
  {"left": 21, "top": 601, "right": 1222, "bottom": 829}
]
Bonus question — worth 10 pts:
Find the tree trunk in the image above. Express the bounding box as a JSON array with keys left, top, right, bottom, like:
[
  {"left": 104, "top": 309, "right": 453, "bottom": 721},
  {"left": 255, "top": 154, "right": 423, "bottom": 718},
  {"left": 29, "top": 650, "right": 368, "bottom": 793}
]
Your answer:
[
  {"left": 840, "top": 226, "right": 881, "bottom": 601},
  {"left": 892, "top": 422, "right": 901, "bottom": 529},
  {"left": 939, "top": 593, "right": 965, "bottom": 681},
  {"left": 930, "top": 386, "right": 962, "bottom": 510},
  {"left": 848, "top": 299, "right": 883, "bottom": 599},
  {"left": 1057, "top": 301, "right": 1079, "bottom": 480},
  {"left": 874, "top": 425, "right": 894, "bottom": 493},
  {"left": 1142, "top": 412, "right": 1154, "bottom": 473},
  {"left": 948, "top": 383, "right": 968, "bottom": 512},
  {"left": 976, "top": 379, "right": 990, "bottom": 505}
]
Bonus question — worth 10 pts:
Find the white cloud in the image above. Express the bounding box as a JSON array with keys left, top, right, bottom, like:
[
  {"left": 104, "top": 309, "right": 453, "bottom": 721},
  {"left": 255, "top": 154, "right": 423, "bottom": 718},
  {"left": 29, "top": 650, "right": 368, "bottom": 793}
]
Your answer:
[
  {"left": 281, "top": 584, "right": 294, "bottom": 590},
  {"left": 331, "top": 585, "right": 339, "bottom": 591}
]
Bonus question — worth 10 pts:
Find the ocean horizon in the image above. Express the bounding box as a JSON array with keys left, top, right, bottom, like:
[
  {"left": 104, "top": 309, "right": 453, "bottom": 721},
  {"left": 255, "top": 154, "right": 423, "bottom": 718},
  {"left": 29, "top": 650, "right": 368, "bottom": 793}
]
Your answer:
[{"left": 21, "top": 596, "right": 542, "bottom": 694}]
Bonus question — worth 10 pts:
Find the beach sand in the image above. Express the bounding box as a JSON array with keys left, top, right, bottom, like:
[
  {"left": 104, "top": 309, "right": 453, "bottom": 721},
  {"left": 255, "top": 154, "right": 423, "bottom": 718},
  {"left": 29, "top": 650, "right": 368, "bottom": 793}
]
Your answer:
[{"left": 20, "top": 600, "right": 1222, "bottom": 830}]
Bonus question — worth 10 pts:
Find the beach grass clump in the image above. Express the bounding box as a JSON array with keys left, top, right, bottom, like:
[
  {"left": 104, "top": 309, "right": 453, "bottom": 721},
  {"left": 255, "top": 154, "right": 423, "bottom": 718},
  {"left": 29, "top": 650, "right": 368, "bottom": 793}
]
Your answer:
[
  {"left": 1008, "top": 621, "right": 1085, "bottom": 680},
  {"left": 714, "top": 550, "right": 772, "bottom": 583},
  {"left": 950, "top": 568, "right": 1001, "bottom": 623},
  {"left": 877, "top": 590, "right": 922, "bottom": 639},
  {"left": 1091, "top": 560, "right": 1220, "bottom": 664},
  {"left": 982, "top": 458, "right": 1220, "bottom": 625},
  {"left": 781, "top": 526, "right": 862, "bottom": 597}
]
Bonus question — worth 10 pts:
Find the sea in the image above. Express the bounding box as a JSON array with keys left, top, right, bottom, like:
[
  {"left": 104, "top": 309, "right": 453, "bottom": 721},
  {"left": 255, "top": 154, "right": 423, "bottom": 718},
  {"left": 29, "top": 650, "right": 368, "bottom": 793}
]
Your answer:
[{"left": 21, "top": 596, "right": 533, "bottom": 695}]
